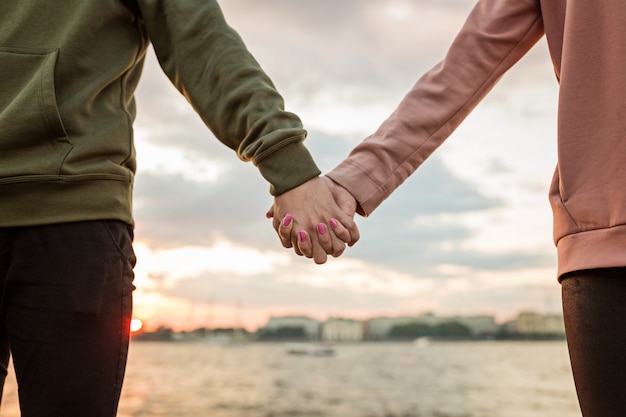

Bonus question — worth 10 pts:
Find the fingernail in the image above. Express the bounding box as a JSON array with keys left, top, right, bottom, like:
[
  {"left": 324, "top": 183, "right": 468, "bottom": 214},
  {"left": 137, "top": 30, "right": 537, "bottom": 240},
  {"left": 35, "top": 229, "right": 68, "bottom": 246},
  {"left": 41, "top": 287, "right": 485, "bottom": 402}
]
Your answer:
[
  {"left": 330, "top": 219, "right": 339, "bottom": 229},
  {"left": 317, "top": 223, "right": 327, "bottom": 235},
  {"left": 282, "top": 214, "right": 293, "bottom": 227},
  {"left": 299, "top": 231, "right": 307, "bottom": 243}
]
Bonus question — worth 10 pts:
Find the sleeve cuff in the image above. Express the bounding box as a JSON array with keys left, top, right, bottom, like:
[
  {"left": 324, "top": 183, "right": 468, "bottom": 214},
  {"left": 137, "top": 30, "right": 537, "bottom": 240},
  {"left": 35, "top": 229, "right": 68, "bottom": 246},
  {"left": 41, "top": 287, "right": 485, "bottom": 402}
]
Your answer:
[{"left": 257, "top": 142, "right": 321, "bottom": 195}]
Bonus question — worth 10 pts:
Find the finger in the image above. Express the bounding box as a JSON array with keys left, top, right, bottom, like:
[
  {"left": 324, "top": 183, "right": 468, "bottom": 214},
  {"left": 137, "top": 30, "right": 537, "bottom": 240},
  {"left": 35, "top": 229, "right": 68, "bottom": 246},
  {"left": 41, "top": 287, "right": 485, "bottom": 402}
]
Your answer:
[
  {"left": 329, "top": 218, "right": 351, "bottom": 244},
  {"left": 325, "top": 218, "right": 352, "bottom": 256},
  {"left": 329, "top": 241, "right": 345, "bottom": 258},
  {"left": 272, "top": 216, "right": 282, "bottom": 242},
  {"left": 297, "top": 231, "right": 313, "bottom": 259},
  {"left": 341, "top": 217, "right": 361, "bottom": 246},
  {"left": 278, "top": 214, "right": 294, "bottom": 249},
  {"left": 292, "top": 230, "right": 303, "bottom": 257},
  {"left": 321, "top": 221, "right": 346, "bottom": 258},
  {"left": 349, "top": 224, "right": 360, "bottom": 246},
  {"left": 316, "top": 223, "right": 334, "bottom": 255},
  {"left": 330, "top": 237, "right": 346, "bottom": 258},
  {"left": 311, "top": 237, "right": 329, "bottom": 265}
]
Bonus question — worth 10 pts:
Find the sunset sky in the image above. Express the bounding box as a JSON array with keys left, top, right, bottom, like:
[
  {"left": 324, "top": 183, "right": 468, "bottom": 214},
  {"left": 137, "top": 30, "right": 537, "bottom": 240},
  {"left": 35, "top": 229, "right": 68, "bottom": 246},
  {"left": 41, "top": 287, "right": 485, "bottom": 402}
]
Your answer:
[{"left": 129, "top": 0, "right": 562, "bottom": 331}]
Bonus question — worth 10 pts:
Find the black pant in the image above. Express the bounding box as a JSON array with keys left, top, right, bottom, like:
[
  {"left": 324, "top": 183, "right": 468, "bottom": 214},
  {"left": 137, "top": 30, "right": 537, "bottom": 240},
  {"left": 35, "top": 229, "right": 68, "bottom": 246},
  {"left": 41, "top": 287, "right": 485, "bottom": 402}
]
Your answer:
[
  {"left": 0, "top": 221, "right": 136, "bottom": 416},
  {"left": 562, "top": 267, "right": 626, "bottom": 417}
]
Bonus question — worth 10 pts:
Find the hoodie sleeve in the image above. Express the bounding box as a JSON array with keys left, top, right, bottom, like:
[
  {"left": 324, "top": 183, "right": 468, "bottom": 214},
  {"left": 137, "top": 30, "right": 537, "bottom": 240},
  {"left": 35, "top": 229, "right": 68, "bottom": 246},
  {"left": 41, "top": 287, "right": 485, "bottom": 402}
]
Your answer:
[
  {"left": 327, "top": 0, "right": 545, "bottom": 216},
  {"left": 136, "top": 0, "right": 320, "bottom": 195}
]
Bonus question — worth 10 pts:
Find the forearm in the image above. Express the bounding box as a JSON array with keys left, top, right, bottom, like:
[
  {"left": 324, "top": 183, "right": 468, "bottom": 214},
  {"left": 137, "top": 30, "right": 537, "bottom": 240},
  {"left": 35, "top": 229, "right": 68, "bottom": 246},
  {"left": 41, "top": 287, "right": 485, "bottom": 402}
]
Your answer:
[
  {"left": 139, "top": 0, "right": 320, "bottom": 194},
  {"left": 328, "top": 0, "right": 544, "bottom": 215}
]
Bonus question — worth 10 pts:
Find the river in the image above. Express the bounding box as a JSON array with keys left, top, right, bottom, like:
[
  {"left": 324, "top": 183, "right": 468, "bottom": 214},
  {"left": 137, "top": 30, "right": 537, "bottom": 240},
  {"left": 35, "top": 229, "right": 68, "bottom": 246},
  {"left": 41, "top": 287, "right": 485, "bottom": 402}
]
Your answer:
[{"left": 0, "top": 340, "right": 581, "bottom": 417}]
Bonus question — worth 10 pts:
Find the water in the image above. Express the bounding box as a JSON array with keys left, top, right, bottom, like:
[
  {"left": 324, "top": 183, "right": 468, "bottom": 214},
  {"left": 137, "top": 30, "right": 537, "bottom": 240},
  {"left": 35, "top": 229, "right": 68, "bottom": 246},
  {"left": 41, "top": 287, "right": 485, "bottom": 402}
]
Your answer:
[{"left": 0, "top": 341, "right": 581, "bottom": 417}]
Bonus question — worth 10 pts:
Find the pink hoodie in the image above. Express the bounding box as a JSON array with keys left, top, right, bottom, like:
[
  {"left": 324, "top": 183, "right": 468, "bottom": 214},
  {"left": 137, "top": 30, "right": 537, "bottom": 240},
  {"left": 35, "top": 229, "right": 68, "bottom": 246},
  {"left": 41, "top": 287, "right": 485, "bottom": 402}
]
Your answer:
[{"left": 327, "top": 0, "right": 626, "bottom": 279}]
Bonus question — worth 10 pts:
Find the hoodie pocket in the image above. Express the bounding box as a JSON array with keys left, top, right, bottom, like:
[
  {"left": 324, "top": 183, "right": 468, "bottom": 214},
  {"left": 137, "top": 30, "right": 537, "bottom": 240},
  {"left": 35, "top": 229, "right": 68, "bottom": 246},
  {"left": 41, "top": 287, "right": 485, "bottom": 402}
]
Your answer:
[{"left": 0, "top": 47, "right": 72, "bottom": 182}]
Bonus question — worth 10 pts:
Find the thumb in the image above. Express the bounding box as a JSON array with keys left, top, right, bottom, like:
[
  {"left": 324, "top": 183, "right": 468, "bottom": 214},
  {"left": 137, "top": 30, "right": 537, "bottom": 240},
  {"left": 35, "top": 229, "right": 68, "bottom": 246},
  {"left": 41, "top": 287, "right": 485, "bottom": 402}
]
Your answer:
[{"left": 323, "top": 176, "right": 357, "bottom": 218}]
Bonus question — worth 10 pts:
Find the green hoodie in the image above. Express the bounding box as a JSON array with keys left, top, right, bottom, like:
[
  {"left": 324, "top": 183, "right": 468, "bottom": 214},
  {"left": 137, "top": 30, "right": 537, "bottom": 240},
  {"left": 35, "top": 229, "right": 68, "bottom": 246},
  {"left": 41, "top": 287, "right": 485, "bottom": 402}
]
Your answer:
[{"left": 0, "top": 0, "right": 320, "bottom": 227}]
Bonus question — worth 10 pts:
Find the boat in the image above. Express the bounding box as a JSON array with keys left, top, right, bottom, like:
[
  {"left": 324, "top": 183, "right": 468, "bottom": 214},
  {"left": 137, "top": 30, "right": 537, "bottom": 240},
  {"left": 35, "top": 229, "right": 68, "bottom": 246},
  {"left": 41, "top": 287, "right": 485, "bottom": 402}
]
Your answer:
[
  {"left": 285, "top": 343, "right": 335, "bottom": 356},
  {"left": 413, "top": 336, "right": 431, "bottom": 348}
]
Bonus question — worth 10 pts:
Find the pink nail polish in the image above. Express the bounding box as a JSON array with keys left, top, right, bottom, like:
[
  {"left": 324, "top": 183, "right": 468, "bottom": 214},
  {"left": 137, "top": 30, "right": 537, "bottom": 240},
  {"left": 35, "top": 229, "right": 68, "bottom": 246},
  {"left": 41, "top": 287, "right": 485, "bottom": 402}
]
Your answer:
[
  {"left": 282, "top": 214, "right": 292, "bottom": 227},
  {"left": 317, "top": 223, "right": 327, "bottom": 235},
  {"left": 330, "top": 219, "right": 338, "bottom": 229},
  {"left": 299, "top": 231, "right": 307, "bottom": 242}
]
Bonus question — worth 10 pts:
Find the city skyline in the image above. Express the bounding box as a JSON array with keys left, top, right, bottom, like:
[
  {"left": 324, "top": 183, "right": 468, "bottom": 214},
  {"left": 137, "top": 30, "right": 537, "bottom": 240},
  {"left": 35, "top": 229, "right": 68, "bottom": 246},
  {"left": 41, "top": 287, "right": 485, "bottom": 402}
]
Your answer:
[{"left": 133, "top": 309, "right": 566, "bottom": 341}]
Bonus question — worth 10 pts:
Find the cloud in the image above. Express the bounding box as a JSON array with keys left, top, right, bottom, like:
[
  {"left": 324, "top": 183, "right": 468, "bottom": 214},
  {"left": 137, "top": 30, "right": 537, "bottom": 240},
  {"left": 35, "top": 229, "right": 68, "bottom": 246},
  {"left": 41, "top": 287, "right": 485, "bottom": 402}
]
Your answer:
[
  {"left": 158, "top": 262, "right": 431, "bottom": 313},
  {"left": 217, "top": 0, "right": 554, "bottom": 107},
  {"left": 132, "top": 246, "right": 559, "bottom": 329},
  {"left": 133, "top": 164, "right": 273, "bottom": 250},
  {"left": 215, "top": 0, "right": 478, "bottom": 121}
]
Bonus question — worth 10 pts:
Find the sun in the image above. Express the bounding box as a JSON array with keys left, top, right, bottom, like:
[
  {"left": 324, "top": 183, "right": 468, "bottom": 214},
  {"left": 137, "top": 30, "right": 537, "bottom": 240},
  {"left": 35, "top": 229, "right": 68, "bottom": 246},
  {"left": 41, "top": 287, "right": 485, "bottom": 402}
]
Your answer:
[{"left": 130, "top": 318, "right": 143, "bottom": 333}]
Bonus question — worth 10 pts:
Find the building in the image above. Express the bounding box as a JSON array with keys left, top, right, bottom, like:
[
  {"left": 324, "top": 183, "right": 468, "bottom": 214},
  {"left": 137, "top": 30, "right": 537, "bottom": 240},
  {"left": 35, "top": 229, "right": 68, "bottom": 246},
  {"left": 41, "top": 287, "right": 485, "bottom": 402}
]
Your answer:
[
  {"left": 516, "top": 312, "right": 565, "bottom": 335},
  {"left": 322, "top": 318, "right": 364, "bottom": 341},
  {"left": 265, "top": 316, "right": 321, "bottom": 340}
]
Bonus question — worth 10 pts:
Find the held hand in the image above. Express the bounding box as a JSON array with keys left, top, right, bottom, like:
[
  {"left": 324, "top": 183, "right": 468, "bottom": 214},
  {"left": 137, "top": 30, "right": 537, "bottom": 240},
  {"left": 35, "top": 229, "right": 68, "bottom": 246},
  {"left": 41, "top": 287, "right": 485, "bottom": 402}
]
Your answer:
[
  {"left": 293, "top": 176, "right": 361, "bottom": 255},
  {"left": 268, "top": 176, "right": 359, "bottom": 264},
  {"left": 284, "top": 216, "right": 355, "bottom": 262},
  {"left": 322, "top": 175, "right": 360, "bottom": 246}
]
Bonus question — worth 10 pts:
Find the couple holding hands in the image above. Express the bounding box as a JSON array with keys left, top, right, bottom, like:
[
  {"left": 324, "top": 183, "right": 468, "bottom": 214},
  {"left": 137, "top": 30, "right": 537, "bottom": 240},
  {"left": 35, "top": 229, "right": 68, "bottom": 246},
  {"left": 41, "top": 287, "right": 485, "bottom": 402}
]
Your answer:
[{"left": 2, "top": 0, "right": 625, "bottom": 415}]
